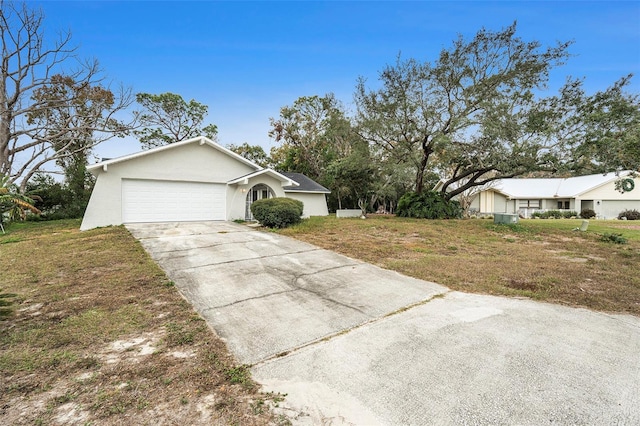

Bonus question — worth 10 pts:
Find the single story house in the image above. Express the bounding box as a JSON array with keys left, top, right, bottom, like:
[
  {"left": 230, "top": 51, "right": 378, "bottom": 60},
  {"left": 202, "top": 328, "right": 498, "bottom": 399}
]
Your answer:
[
  {"left": 80, "top": 136, "right": 330, "bottom": 230},
  {"left": 447, "top": 171, "right": 638, "bottom": 219}
]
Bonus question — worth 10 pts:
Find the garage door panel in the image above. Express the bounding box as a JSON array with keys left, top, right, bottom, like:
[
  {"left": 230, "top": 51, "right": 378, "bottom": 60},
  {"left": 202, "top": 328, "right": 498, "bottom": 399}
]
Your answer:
[{"left": 122, "top": 179, "right": 226, "bottom": 223}]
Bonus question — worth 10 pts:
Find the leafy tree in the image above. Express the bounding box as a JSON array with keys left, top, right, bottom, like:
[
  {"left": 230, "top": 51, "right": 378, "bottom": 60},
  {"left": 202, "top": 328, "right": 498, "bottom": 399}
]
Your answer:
[
  {"left": 327, "top": 139, "right": 376, "bottom": 212},
  {"left": 570, "top": 76, "right": 640, "bottom": 175},
  {"left": 26, "top": 172, "right": 90, "bottom": 219},
  {"left": 0, "top": 2, "right": 132, "bottom": 192},
  {"left": 1, "top": 175, "right": 40, "bottom": 227},
  {"left": 355, "top": 23, "right": 572, "bottom": 199},
  {"left": 227, "top": 142, "right": 271, "bottom": 168},
  {"left": 26, "top": 74, "right": 122, "bottom": 209},
  {"left": 269, "top": 94, "right": 352, "bottom": 181},
  {"left": 134, "top": 92, "right": 218, "bottom": 149}
]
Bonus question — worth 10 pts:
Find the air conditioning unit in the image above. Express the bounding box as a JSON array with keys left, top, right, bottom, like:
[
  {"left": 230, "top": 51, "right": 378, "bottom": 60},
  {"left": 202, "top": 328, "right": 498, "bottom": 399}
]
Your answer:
[{"left": 494, "top": 213, "right": 519, "bottom": 224}]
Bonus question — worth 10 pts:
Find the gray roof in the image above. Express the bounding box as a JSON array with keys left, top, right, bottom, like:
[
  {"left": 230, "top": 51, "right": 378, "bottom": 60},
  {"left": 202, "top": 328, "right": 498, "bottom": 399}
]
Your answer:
[{"left": 281, "top": 172, "right": 331, "bottom": 193}]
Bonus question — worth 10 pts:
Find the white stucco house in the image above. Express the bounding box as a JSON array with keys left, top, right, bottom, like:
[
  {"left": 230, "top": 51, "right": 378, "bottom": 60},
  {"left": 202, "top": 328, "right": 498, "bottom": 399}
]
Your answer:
[
  {"left": 448, "top": 171, "right": 638, "bottom": 219},
  {"left": 80, "top": 136, "right": 330, "bottom": 230}
]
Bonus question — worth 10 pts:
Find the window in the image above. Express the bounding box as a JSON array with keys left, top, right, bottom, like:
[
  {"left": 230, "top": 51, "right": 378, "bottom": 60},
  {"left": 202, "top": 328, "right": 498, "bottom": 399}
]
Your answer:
[
  {"left": 519, "top": 200, "right": 540, "bottom": 208},
  {"left": 564, "top": 201, "right": 570, "bottom": 209},
  {"left": 557, "top": 201, "right": 563, "bottom": 209}
]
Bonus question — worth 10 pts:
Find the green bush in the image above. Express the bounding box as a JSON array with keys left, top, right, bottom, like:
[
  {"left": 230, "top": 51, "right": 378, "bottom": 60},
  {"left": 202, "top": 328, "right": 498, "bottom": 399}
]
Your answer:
[
  {"left": 618, "top": 209, "right": 640, "bottom": 220},
  {"left": 250, "top": 197, "right": 304, "bottom": 228},
  {"left": 396, "top": 191, "right": 462, "bottom": 219},
  {"left": 531, "top": 210, "right": 575, "bottom": 219},
  {"left": 580, "top": 208, "right": 596, "bottom": 219},
  {"left": 599, "top": 232, "right": 627, "bottom": 244},
  {"left": 26, "top": 173, "right": 92, "bottom": 220}
]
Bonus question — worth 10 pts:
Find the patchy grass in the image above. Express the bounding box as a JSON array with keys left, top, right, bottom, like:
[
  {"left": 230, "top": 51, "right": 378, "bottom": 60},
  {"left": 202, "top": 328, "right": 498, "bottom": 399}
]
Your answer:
[
  {"left": 0, "top": 220, "right": 285, "bottom": 425},
  {"left": 279, "top": 216, "right": 640, "bottom": 316}
]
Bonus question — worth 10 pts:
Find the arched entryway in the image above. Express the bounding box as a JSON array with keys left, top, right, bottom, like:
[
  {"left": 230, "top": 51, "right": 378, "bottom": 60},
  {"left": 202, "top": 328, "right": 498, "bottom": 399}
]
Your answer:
[{"left": 245, "top": 184, "right": 275, "bottom": 220}]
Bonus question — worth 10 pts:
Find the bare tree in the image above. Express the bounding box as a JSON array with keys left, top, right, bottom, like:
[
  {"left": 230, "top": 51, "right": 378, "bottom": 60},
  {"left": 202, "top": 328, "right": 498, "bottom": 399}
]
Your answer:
[{"left": 0, "top": 1, "right": 133, "bottom": 191}]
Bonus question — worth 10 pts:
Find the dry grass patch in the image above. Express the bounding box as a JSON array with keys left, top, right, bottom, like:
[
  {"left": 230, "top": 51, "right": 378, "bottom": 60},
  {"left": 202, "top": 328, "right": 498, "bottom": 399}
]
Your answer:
[
  {"left": 279, "top": 216, "right": 640, "bottom": 316},
  {"left": 0, "top": 220, "right": 287, "bottom": 425}
]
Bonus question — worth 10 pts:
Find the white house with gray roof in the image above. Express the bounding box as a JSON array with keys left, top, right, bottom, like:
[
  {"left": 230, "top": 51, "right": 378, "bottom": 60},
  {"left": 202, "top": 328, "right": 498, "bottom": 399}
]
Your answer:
[
  {"left": 80, "top": 136, "right": 329, "bottom": 230},
  {"left": 462, "top": 172, "right": 639, "bottom": 219}
]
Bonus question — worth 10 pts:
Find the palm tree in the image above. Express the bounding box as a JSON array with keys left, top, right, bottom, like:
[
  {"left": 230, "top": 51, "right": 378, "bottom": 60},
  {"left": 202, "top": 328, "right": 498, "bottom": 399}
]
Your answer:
[{"left": 0, "top": 175, "right": 41, "bottom": 233}]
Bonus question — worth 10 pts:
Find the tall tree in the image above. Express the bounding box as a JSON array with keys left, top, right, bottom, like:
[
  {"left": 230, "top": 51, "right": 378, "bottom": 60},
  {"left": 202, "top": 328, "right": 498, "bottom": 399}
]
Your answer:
[
  {"left": 355, "top": 23, "right": 572, "bottom": 199},
  {"left": 227, "top": 142, "right": 271, "bottom": 168},
  {"left": 0, "top": 1, "right": 132, "bottom": 192},
  {"left": 326, "top": 139, "right": 376, "bottom": 212},
  {"left": 268, "top": 94, "right": 352, "bottom": 181},
  {"left": 27, "top": 74, "right": 128, "bottom": 206},
  {"left": 573, "top": 76, "right": 640, "bottom": 174},
  {"left": 134, "top": 92, "right": 218, "bottom": 149}
]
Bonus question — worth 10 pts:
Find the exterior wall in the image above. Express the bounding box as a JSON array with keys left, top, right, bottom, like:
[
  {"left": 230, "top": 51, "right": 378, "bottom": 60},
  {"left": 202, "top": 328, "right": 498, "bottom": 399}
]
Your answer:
[
  {"left": 81, "top": 143, "right": 256, "bottom": 230},
  {"left": 581, "top": 177, "right": 639, "bottom": 219},
  {"left": 597, "top": 200, "right": 640, "bottom": 219},
  {"left": 227, "top": 175, "right": 286, "bottom": 221},
  {"left": 80, "top": 171, "right": 122, "bottom": 230},
  {"left": 285, "top": 192, "right": 329, "bottom": 218},
  {"left": 494, "top": 193, "right": 508, "bottom": 213},
  {"left": 479, "top": 191, "right": 494, "bottom": 213},
  {"left": 580, "top": 177, "right": 637, "bottom": 200},
  {"left": 477, "top": 190, "right": 508, "bottom": 214}
]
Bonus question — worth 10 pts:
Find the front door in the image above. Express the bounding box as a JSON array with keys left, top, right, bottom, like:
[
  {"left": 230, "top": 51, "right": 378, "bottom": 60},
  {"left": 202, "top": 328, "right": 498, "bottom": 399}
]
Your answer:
[{"left": 245, "top": 184, "right": 275, "bottom": 220}]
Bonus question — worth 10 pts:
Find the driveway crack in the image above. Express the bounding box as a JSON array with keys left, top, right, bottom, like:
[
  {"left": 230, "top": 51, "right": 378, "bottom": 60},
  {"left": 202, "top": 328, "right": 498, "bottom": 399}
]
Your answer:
[
  {"left": 251, "top": 290, "right": 450, "bottom": 367},
  {"left": 201, "top": 289, "right": 297, "bottom": 311},
  {"left": 288, "top": 264, "right": 367, "bottom": 315},
  {"left": 177, "top": 248, "right": 322, "bottom": 270}
]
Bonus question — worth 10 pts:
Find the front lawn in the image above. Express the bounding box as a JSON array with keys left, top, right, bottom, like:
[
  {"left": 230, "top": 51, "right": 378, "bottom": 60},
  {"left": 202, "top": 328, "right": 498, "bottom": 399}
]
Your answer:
[
  {"left": 0, "top": 220, "right": 283, "bottom": 425},
  {"left": 279, "top": 216, "right": 640, "bottom": 316}
]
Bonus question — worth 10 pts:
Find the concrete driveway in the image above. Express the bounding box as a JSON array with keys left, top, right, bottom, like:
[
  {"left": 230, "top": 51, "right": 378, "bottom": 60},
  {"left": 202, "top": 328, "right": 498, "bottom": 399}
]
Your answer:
[{"left": 128, "top": 221, "right": 640, "bottom": 425}]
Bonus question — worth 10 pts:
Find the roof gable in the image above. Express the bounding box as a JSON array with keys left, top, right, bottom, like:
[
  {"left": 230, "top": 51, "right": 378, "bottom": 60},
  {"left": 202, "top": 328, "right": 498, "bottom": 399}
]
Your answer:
[
  {"left": 88, "top": 136, "right": 261, "bottom": 173},
  {"left": 227, "top": 169, "right": 299, "bottom": 187}
]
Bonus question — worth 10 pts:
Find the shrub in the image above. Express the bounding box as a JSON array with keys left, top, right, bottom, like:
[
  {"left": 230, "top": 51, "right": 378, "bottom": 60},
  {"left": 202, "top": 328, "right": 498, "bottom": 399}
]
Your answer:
[
  {"left": 599, "top": 232, "right": 627, "bottom": 244},
  {"left": 532, "top": 210, "right": 573, "bottom": 219},
  {"left": 618, "top": 209, "right": 640, "bottom": 220},
  {"left": 250, "top": 197, "right": 303, "bottom": 228},
  {"left": 580, "top": 208, "right": 596, "bottom": 219},
  {"left": 396, "top": 191, "right": 462, "bottom": 219},
  {"left": 545, "top": 210, "right": 564, "bottom": 219}
]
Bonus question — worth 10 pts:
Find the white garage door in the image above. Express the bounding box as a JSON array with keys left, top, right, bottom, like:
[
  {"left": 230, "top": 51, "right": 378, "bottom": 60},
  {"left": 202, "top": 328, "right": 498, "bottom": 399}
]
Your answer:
[{"left": 122, "top": 179, "right": 226, "bottom": 223}]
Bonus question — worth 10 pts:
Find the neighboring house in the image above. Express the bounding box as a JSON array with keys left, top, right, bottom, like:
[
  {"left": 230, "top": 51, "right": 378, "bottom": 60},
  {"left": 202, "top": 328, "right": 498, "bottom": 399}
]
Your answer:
[
  {"left": 80, "top": 136, "right": 330, "bottom": 230},
  {"left": 440, "top": 172, "right": 639, "bottom": 219}
]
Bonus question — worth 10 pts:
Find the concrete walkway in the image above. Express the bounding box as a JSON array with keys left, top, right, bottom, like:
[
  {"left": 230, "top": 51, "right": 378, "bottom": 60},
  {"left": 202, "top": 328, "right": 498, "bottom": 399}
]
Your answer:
[{"left": 128, "top": 221, "right": 640, "bottom": 425}]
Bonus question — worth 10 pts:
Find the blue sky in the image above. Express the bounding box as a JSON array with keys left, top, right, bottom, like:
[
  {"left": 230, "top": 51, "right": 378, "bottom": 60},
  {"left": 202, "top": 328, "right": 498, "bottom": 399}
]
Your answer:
[{"left": 33, "top": 1, "right": 640, "bottom": 161}]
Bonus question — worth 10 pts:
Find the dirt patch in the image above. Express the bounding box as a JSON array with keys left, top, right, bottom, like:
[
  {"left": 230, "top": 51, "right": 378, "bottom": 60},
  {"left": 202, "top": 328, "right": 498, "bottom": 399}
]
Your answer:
[{"left": 0, "top": 222, "right": 285, "bottom": 425}]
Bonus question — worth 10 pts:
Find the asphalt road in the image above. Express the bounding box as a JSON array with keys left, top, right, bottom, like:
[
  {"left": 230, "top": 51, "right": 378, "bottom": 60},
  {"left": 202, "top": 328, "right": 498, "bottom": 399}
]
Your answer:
[{"left": 128, "top": 221, "right": 640, "bottom": 425}]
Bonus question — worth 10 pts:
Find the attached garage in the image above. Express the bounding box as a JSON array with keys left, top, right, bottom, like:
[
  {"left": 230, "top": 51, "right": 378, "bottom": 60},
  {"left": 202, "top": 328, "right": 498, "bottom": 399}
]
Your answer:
[
  {"left": 121, "top": 179, "right": 226, "bottom": 223},
  {"left": 80, "top": 137, "right": 329, "bottom": 230}
]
